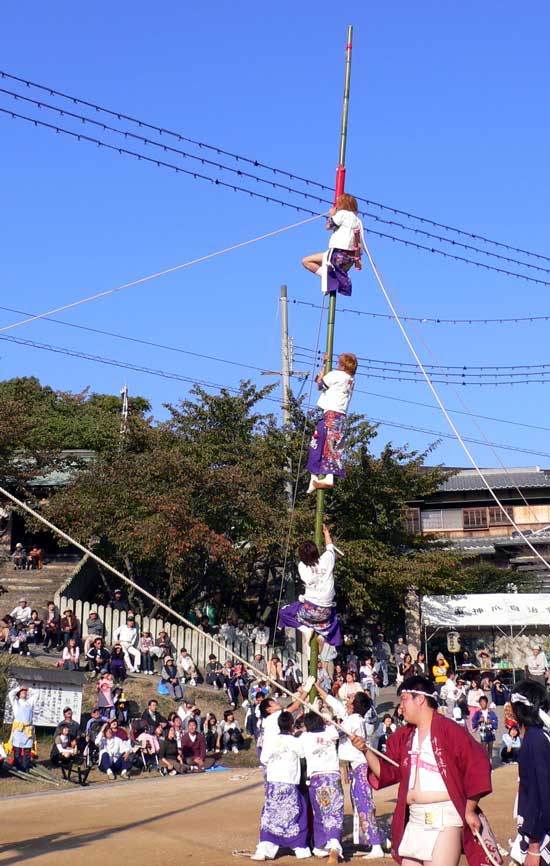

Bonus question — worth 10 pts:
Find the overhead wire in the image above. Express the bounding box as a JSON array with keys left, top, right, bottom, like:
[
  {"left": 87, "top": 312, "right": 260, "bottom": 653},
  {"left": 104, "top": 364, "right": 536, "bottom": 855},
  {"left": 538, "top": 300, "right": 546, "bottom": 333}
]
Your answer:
[
  {"left": 3, "top": 105, "right": 550, "bottom": 288},
  {"left": 1, "top": 67, "right": 549, "bottom": 265},
  {"left": 3, "top": 331, "right": 550, "bottom": 460}
]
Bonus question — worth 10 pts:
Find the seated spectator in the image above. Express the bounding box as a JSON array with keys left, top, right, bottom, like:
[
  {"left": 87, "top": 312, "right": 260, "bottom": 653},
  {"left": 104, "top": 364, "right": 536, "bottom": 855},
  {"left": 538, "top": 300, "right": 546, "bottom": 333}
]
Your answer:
[
  {"left": 338, "top": 669, "right": 364, "bottom": 702},
  {"left": 0, "top": 616, "right": 12, "bottom": 650},
  {"left": 220, "top": 659, "right": 234, "bottom": 690},
  {"left": 85, "top": 707, "right": 109, "bottom": 740},
  {"left": 155, "top": 630, "right": 174, "bottom": 659},
  {"left": 375, "top": 714, "right": 396, "bottom": 752},
  {"left": 43, "top": 601, "right": 61, "bottom": 652},
  {"left": 172, "top": 715, "right": 184, "bottom": 748},
  {"left": 95, "top": 724, "right": 132, "bottom": 779},
  {"left": 12, "top": 544, "right": 27, "bottom": 570},
  {"left": 54, "top": 707, "right": 82, "bottom": 742},
  {"left": 228, "top": 662, "right": 250, "bottom": 709},
  {"left": 159, "top": 725, "right": 188, "bottom": 775},
  {"left": 28, "top": 545, "right": 43, "bottom": 570},
  {"left": 113, "top": 615, "right": 140, "bottom": 673},
  {"left": 113, "top": 689, "right": 129, "bottom": 725},
  {"left": 250, "top": 621, "right": 269, "bottom": 647},
  {"left": 219, "top": 709, "right": 243, "bottom": 754},
  {"left": 142, "top": 699, "right": 167, "bottom": 731},
  {"left": 204, "top": 713, "right": 220, "bottom": 752},
  {"left": 27, "top": 610, "right": 43, "bottom": 644},
  {"left": 181, "top": 718, "right": 215, "bottom": 771},
  {"left": 109, "top": 643, "right": 127, "bottom": 682},
  {"left": 205, "top": 654, "right": 224, "bottom": 689},
  {"left": 191, "top": 707, "right": 204, "bottom": 733},
  {"left": 139, "top": 631, "right": 155, "bottom": 675},
  {"left": 137, "top": 727, "right": 160, "bottom": 770},
  {"left": 161, "top": 657, "right": 184, "bottom": 702},
  {"left": 60, "top": 609, "right": 79, "bottom": 648},
  {"left": 284, "top": 659, "right": 302, "bottom": 693},
  {"left": 253, "top": 653, "right": 267, "bottom": 676},
  {"left": 83, "top": 612, "right": 104, "bottom": 654},
  {"left": 8, "top": 623, "right": 29, "bottom": 656},
  {"left": 108, "top": 719, "right": 129, "bottom": 742},
  {"left": 110, "top": 589, "right": 129, "bottom": 613},
  {"left": 177, "top": 701, "right": 196, "bottom": 730},
  {"left": 331, "top": 663, "right": 345, "bottom": 697},
  {"left": 97, "top": 672, "right": 115, "bottom": 719},
  {"left": 62, "top": 637, "right": 80, "bottom": 671},
  {"left": 10, "top": 597, "right": 31, "bottom": 626},
  {"left": 176, "top": 648, "right": 197, "bottom": 686},
  {"left": 501, "top": 725, "right": 521, "bottom": 763},
  {"left": 86, "top": 637, "right": 110, "bottom": 677},
  {"left": 50, "top": 724, "right": 78, "bottom": 768}
]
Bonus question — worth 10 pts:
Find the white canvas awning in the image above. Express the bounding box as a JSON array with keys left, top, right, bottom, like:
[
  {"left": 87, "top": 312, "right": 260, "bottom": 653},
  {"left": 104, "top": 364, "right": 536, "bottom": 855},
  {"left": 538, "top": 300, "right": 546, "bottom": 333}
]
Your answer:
[{"left": 421, "top": 593, "right": 550, "bottom": 628}]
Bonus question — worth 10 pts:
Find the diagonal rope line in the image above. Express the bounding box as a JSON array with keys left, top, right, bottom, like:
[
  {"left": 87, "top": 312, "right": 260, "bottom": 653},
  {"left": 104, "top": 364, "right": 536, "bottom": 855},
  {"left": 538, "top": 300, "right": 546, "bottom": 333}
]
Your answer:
[
  {"left": 0, "top": 214, "right": 324, "bottom": 335},
  {"left": 271, "top": 297, "right": 327, "bottom": 648},
  {"left": 363, "top": 239, "right": 550, "bottom": 573}
]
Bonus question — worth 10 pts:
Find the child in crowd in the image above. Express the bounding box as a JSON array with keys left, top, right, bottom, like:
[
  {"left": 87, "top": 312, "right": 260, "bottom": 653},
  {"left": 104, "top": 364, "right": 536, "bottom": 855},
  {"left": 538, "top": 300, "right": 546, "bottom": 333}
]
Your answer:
[
  {"left": 219, "top": 709, "right": 243, "bottom": 754},
  {"left": 306, "top": 352, "right": 357, "bottom": 492},
  {"left": 302, "top": 194, "right": 363, "bottom": 296},
  {"left": 278, "top": 524, "right": 341, "bottom": 650},
  {"left": 500, "top": 724, "right": 521, "bottom": 763}
]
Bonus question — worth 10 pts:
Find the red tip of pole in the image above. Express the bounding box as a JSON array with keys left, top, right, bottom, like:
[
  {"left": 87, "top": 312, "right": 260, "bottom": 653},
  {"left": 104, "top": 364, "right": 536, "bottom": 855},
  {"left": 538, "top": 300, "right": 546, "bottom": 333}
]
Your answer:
[
  {"left": 345, "top": 43, "right": 353, "bottom": 49},
  {"left": 334, "top": 165, "right": 346, "bottom": 201}
]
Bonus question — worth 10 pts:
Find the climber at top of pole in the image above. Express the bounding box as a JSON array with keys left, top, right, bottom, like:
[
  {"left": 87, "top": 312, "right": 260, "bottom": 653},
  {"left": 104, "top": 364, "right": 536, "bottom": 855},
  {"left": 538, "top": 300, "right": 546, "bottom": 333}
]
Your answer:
[{"left": 301, "top": 193, "right": 363, "bottom": 297}]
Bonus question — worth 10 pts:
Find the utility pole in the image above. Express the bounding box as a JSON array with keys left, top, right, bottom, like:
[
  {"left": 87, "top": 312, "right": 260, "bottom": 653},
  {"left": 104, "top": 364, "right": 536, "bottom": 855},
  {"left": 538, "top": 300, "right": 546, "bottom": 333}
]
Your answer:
[{"left": 309, "top": 26, "right": 354, "bottom": 696}]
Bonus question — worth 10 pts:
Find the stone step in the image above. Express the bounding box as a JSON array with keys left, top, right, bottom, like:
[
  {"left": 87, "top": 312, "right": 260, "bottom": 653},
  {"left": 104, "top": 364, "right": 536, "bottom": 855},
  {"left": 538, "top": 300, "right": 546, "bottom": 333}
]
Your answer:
[{"left": 1, "top": 576, "right": 58, "bottom": 584}]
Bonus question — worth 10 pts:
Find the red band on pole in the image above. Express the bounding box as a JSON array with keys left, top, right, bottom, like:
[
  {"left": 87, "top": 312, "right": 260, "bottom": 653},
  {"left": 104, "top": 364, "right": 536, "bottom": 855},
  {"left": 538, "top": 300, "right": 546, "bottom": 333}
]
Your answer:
[
  {"left": 345, "top": 43, "right": 353, "bottom": 49},
  {"left": 334, "top": 164, "right": 346, "bottom": 201}
]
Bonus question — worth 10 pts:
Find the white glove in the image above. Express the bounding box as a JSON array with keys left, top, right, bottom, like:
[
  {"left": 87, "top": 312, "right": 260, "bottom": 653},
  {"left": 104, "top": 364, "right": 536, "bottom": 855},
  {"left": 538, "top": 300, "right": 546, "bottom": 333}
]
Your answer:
[{"left": 302, "top": 675, "right": 316, "bottom": 694}]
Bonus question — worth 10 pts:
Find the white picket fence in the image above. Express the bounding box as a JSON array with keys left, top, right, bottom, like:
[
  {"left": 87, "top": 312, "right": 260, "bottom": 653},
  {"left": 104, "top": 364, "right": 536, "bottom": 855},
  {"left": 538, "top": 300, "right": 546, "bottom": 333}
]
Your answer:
[{"left": 54, "top": 594, "right": 308, "bottom": 677}]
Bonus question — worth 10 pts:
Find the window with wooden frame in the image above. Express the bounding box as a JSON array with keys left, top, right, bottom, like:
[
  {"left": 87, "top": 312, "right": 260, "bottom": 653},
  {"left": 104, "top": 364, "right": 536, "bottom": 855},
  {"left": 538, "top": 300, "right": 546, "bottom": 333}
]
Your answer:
[
  {"left": 463, "top": 505, "right": 514, "bottom": 530},
  {"left": 402, "top": 507, "right": 421, "bottom": 534}
]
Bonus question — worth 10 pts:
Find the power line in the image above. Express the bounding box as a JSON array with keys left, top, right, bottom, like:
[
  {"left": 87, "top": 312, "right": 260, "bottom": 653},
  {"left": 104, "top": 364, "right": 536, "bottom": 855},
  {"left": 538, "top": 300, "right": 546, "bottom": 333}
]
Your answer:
[
  {"left": 2, "top": 67, "right": 549, "bottom": 266},
  {"left": 2, "top": 85, "right": 550, "bottom": 279},
  {"left": 2, "top": 332, "right": 550, "bottom": 459},
  {"left": 291, "top": 298, "right": 550, "bottom": 326},
  {"left": 4, "top": 105, "right": 550, "bottom": 290}
]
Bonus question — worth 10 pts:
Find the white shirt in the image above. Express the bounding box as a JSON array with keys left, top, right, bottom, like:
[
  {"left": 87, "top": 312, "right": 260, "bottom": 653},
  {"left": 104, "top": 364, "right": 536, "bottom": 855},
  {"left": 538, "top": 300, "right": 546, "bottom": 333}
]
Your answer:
[
  {"left": 219, "top": 623, "right": 235, "bottom": 642},
  {"left": 251, "top": 626, "right": 269, "bottom": 646},
  {"left": 317, "top": 370, "right": 354, "bottom": 415},
  {"left": 328, "top": 209, "right": 362, "bottom": 251},
  {"left": 359, "top": 663, "right": 375, "bottom": 687},
  {"left": 326, "top": 696, "right": 366, "bottom": 768},
  {"left": 408, "top": 730, "right": 449, "bottom": 794},
  {"left": 262, "top": 733, "right": 303, "bottom": 784},
  {"left": 10, "top": 605, "right": 31, "bottom": 625},
  {"left": 95, "top": 734, "right": 128, "bottom": 760},
  {"left": 259, "top": 709, "right": 282, "bottom": 756},
  {"left": 298, "top": 545, "right": 336, "bottom": 608},
  {"left": 177, "top": 654, "right": 194, "bottom": 673},
  {"left": 113, "top": 624, "right": 138, "bottom": 646},
  {"left": 299, "top": 726, "right": 339, "bottom": 776}
]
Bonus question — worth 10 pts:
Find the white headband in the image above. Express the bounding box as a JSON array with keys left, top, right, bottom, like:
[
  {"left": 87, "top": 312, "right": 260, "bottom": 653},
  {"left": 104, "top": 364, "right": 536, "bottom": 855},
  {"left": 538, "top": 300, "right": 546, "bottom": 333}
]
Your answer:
[
  {"left": 511, "top": 692, "right": 550, "bottom": 728},
  {"left": 400, "top": 688, "right": 438, "bottom": 699}
]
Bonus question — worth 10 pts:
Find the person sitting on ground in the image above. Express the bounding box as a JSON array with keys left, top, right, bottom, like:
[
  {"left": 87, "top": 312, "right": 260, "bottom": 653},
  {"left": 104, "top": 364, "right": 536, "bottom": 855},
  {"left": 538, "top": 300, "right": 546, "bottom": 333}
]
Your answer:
[
  {"left": 61, "top": 637, "right": 80, "bottom": 671},
  {"left": 159, "top": 724, "right": 188, "bottom": 775},
  {"left": 228, "top": 662, "right": 250, "bottom": 709},
  {"left": 278, "top": 524, "right": 341, "bottom": 651},
  {"left": 305, "top": 355, "right": 357, "bottom": 493},
  {"left": 204, "top": 713, "right": 220, "bottom": 752},
  {"left": 86, "top": 637, "right": 110, "bottom": 677},
  {"left": 27, "top": 610, "right": 43, "bottom": 645},
  {"left": 181, "top": 718, "right": 215, "bottom": 771},
  {"left": 95, "top": 723, "right": 132, "bottom": 780},
  {"left": 301, "top": 193, "right": 363, "bottom": 296},
  {"left": 60, "top": 608, "right": 78, "bottom": 648},
  {"left": 42, "top": 601, "right": 61, "bottom": 652},
  {"left": 190, "top": 707, "right": 204, "bottom": 733},
  {"left": 108, "top": 718, "right": 129, "bottom": 742},
  {"left": 109, "top": 643, "right": 127, "bottom": 682},
  {"left": 8, "top": 622, "right": 30, "bottom": 656},
  {"left": 177, "top": 701, "right": 195, "bottom": 730},
  {"left": 176, "top": 647, "right": 197, "bottom": 686},
  {"left": 161, "top": 656, "right": 184, "bottom": 701},
  {"left": 85, "top": 707, "right": 108, "bottom": 741},
  {"left": 139, "top": 630, "right": 155, "bottom": 675},
  {"left": 10, "top": 597, "right": 31, "bottom": 627},
  {"left": 12, "top": 543, "right": 27, "bottom": 570},
  {"left": 155, "top": 629, "right": 173, "bottom": 659},
  {"left": 205, "top": 654, "right": 225, "bottom": 689},
  {"left": 54, "top": 707, "right": 82, "bottom": 743},
  {"left": 50, "top": 724, "right": 78, "bottom": 769},
  {"left": 219, "top": 709, "right": 244, "bottom": 754},
  {"left": 82, "top": 611, "right": 104, "bottom": 654},
  {"left": 142, "top": 699, "right": 167, "bottom": 731},
  {"left": 97, "top": 672, "right": 115, "bottom": 719},
  {"left": 137, "top": 725, "right": 161, "bottom": 770},
  {"left": 113, "top": 688, "right": 129, "bottom": 725},
  {"left": 27, "top": 544, "right": 43, "bottom": 570},
  {"left": 500, "top": 724, "right": 521, "bottom": 764},
  {"left": 113, "top": 615, "right": 140, "bottom": 673}
]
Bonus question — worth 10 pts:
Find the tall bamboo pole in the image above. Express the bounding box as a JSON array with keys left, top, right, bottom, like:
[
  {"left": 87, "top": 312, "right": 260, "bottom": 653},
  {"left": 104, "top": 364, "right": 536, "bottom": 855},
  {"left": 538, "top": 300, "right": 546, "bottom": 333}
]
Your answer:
[{"left": 310, "top": 26, "right": 354, "bottom": 695}]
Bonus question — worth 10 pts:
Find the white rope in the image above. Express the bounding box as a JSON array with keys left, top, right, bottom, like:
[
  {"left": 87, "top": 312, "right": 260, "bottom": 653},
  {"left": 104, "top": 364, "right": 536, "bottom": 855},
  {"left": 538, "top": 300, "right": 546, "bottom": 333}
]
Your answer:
[
  {"left": 0, "top": 214, "right": 324, "bottom": 335},
  {"left": 363, "top": 239, "right": 550, "bottom": 573},
  {"left": 0, "top": 481, "right": 396, "bottom": 767}
]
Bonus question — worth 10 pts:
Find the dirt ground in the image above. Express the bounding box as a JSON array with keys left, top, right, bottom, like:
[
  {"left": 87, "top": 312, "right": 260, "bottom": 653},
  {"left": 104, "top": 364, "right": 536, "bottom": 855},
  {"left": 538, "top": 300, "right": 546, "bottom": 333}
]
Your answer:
[{"left": 0, "top": 762, "right": 519, "bottom": 865}]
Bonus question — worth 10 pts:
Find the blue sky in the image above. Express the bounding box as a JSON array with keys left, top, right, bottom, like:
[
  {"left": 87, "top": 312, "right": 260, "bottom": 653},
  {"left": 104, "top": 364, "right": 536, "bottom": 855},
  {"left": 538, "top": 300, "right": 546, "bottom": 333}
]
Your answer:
[{"left": 1, "top": 1, "right": 550, "bottom": 467}]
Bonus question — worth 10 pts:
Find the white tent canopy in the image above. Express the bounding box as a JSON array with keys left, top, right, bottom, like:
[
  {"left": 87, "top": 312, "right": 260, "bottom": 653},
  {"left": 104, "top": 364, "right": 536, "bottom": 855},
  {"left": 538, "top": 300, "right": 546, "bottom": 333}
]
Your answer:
[{"left": 421, "top": 593, "right": 550, "bottom": 628}]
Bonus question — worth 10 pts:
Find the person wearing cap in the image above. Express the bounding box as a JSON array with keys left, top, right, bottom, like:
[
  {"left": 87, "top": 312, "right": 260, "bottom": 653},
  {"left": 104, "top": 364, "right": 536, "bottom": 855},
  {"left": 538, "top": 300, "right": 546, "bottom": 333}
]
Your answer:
[
  {"left": 12, "top": 544, "right": 27, "bottom": 571},
  {"left": 524, "top": 644, "right": 548, "bottom": 688},
  {"left": 351, "top": 674, "right": 492, "bottom": 866},
  {"left": 161, "top": 656, "right": 184, "bottom": 701},
  {"left": 10, "top": 598, "right": 31, "bottom": 627},
  {"left": 110, "top": 589, "right": 129, "bottom": 613},
  {"left": 113, "top": 615, "right": 140, "bottom": 673},
  {"left": 6, "top": 684, "right": 38, "bottom": 771}
]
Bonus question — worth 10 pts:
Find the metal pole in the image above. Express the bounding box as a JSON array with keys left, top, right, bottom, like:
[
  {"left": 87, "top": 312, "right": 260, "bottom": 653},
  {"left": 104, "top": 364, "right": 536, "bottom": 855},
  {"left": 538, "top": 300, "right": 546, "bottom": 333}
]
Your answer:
[
  {"left": 280, "top": 284, "right": 291, "bottom": 430},
  {"left": 311, "top": 27, "right": 354, "bottom": 695}
]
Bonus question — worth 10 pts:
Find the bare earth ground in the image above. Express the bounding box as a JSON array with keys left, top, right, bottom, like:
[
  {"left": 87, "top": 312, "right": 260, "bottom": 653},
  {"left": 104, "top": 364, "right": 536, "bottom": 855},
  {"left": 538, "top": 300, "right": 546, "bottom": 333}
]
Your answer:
[{"left": 0, "top": 763, "right": 519, "bottom": 866}]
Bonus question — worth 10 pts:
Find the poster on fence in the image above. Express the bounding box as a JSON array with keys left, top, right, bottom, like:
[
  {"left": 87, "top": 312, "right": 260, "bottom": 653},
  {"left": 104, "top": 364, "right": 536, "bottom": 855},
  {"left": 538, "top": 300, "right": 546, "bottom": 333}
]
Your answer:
[{"left": 3, "top": 667, "right": 87, "bottom": 727}]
